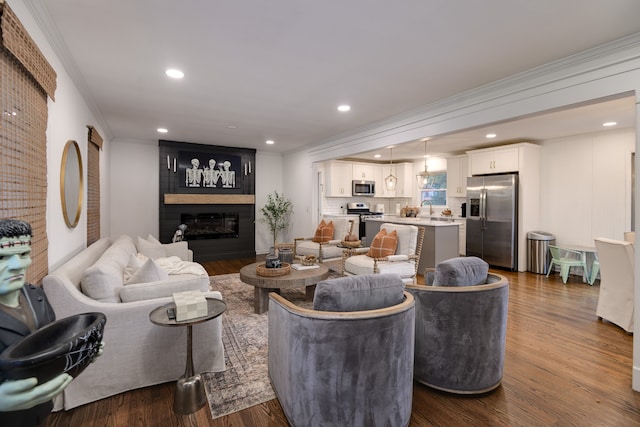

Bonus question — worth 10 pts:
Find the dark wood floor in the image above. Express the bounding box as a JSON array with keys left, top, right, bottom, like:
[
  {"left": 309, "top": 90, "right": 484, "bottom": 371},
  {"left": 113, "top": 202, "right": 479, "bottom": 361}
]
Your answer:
[{"left": 46, "top": 256, "right": 640, "bottom": 426}]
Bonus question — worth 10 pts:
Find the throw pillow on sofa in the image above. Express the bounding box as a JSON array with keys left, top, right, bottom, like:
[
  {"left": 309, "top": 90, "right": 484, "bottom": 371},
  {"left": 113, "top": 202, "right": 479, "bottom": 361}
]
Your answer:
[
  {"left": 137, "top": 236, "right": 166, "bottom": 259},
  {"left": 137, "top": 236, "right": 191, "bottom": 260},
  {"left": 125, "top": 259, "right": 169, "bottom": 285},
  {"left": 81, "top": 235, "right": 137, "bottom": 302},
  {"left": 123, "top": 253, "right": 145, "bottom": 282}
]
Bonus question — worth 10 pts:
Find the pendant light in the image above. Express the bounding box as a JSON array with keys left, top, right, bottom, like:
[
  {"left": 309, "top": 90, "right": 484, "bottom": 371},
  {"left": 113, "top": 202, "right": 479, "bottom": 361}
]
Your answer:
[
  {"left": 384, "top": 147, "right": 397, "bottom": 191},
  {"left": 416, "top": 139, "right": 430, "bottom": 189}
]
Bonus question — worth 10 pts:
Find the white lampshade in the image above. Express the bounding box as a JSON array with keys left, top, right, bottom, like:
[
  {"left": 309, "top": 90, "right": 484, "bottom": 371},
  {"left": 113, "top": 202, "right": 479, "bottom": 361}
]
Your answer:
[
  {"left": 416, "top": 139, "right": 430, "bottom": 189},
  {"left": 385, "top": 147, "right": 397, "bottom": 191},
  {"left": 385, "top": 174, "right": 397, "bottom": 191},
  {"left": 416, "top": 171, "right": 430, "bottom": 189}
]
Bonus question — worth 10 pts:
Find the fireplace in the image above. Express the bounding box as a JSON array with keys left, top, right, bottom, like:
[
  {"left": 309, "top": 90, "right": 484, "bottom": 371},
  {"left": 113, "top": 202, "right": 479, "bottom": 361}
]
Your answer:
[
  {"left": 180, "top": 213, "right": 239, "bottom": 240},
  {"left": 159, "top": 140, "right": 256, "bottom": 263}
]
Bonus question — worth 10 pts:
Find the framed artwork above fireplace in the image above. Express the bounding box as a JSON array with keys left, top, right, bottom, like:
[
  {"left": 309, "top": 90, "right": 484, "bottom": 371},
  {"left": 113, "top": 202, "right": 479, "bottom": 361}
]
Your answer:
[{"left": 179, "top": 151, "right": 241, "bottom": 189}]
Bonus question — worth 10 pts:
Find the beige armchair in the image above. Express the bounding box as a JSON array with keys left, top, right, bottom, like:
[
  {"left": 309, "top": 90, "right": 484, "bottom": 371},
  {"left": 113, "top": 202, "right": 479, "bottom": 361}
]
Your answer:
[
  {"left": 342, "top": 223, "right": 424, "bottom": 284},
  {"left": 294, "top": 216, "right": 355, "bottom": 262},
  {"left": 594, "top": 237, "right": 634, "bottom": 333}
]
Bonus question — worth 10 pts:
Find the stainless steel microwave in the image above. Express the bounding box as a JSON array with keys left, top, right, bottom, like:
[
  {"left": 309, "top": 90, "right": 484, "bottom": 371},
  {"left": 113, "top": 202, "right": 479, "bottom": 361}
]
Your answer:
[{"left": 352, "top": 180, "right": 375, "bottom": 196}]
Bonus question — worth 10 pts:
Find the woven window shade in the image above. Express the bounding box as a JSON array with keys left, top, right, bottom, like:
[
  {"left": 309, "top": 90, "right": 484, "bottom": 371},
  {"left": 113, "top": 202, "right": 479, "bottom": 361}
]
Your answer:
[
  {"left": 1, "top": 2, "right": 57, "bottom": 283},
  {"left": 86, "top": 126, "right": 101, "bottom": 245}
]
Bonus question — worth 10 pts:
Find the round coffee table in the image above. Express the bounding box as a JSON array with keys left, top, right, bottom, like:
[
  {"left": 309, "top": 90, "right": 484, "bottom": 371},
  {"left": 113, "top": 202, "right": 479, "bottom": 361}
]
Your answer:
[{"left": 239, "top": 262, "right": 330, "bottom": 314}]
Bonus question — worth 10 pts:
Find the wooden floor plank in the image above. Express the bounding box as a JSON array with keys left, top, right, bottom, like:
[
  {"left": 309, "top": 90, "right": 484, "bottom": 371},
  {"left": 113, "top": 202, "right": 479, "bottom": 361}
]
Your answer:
[{"left": 46, "top": 258, "right": 639, "bottom": 426}]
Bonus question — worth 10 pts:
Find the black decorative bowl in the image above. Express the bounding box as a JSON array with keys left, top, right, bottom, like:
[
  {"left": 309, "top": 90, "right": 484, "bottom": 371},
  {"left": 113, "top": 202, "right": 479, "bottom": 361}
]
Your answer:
[{"left": 0, "top": 312, "right": 106, "bottom": 383}]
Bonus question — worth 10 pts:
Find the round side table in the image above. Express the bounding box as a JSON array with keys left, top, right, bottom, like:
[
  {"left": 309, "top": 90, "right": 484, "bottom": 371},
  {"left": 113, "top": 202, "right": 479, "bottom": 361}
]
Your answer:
[{"left": 149, "top": 297, "right": 226, "bottom": 414}]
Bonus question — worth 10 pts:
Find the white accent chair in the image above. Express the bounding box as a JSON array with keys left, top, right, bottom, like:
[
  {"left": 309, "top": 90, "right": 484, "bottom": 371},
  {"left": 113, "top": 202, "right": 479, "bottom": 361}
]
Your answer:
[
  {"left": 593, "top": 237, "right": 634, "bottom": 333},
  {"left": 342, "top": 223, "right": 424, "bottom": 284},
  {"left": 294, "top": 216, "right": 355, "bottom": 262}
]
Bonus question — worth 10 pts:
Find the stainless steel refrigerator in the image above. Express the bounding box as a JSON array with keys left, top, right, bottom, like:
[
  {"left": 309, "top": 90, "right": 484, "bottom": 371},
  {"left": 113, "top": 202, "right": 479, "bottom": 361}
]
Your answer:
[{"left": 466, "top": 173, "right": 518, "bottom": 270}]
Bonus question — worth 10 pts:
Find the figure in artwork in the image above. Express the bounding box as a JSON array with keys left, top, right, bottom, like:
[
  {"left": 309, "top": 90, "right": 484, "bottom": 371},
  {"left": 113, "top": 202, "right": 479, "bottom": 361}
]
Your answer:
[
  {"left": 203, "top": 159, "right": 220, "bottom": 187},
  {"left": 219, "top": 160, "right": 235, "bottom": 188},
  {"left": 186, "top": 158, "right": 203, "bottom": 187}
]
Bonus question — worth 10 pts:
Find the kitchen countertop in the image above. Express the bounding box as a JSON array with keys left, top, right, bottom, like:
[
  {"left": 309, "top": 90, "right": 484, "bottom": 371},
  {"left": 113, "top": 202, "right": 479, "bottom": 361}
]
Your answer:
[{"left": 365, "top": 216, "right": 461, "bottom": 226}]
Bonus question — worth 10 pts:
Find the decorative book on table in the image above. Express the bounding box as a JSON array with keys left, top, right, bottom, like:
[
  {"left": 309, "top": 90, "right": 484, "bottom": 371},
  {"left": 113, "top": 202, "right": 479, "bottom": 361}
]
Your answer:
[{"left": 291, "top": 264, "right": 320, "bottom": 271}]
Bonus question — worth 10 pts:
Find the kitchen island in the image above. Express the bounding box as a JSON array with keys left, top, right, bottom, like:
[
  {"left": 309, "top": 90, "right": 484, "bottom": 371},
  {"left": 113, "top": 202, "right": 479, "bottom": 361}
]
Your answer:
[{"left": 365, "top": 216, "right": 459, "bottom": 274}]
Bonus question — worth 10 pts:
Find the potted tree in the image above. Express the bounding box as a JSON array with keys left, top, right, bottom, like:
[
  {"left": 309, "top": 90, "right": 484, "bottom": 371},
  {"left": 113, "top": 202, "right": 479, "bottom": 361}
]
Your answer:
[{"left": 260, "top": 191, "right": 294, "bottom": 250}]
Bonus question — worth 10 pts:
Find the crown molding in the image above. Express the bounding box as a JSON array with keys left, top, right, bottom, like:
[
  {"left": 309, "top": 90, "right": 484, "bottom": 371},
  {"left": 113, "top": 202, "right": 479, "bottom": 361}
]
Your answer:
[{"left": 307, "top": 32, "right": 640, "bottom": 162}]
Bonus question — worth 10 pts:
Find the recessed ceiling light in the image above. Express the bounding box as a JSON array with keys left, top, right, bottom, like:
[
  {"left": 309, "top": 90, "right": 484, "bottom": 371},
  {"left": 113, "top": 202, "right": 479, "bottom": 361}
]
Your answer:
[
  {"left": 165, "top": 68, "right": 184, "bottom": 79},
  {"left": 266, "top": 140, "right": 275, "bottom": 145},
  {"left": 157, "top": 128, "right": 168, "bottom": 133},
  {"left": 227, "top": 125, "right": 237, "bottom": 129},
  {"left": 603, "top": 121, "right": 617, "bottom": 127},
  {"left": 374, "top": 154, "right": 381, "bottom": 158},
  {"left": 486, "top": 133, "right": 497, "bottom": 139},
  {"left": 337, "top": 105, "right": 351, "bottom": 112}
]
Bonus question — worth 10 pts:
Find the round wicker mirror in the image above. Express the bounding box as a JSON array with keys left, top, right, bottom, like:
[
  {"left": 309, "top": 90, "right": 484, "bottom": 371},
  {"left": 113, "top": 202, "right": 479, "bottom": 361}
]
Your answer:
[{"left": 60, "top": 140, "right": 83, "bottom": 228}]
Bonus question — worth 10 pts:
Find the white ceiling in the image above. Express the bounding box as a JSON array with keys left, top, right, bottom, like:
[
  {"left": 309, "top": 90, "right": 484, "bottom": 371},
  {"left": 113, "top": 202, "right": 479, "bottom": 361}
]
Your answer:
[{"left": 28, "top": 1, "right": 640, "bottom": 160}]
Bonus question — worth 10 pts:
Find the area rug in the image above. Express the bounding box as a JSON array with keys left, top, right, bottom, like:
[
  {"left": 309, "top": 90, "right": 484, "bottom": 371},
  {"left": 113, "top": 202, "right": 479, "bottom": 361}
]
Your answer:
[{"left": 203, "top": 268, "right": 340, "bottom": 419}]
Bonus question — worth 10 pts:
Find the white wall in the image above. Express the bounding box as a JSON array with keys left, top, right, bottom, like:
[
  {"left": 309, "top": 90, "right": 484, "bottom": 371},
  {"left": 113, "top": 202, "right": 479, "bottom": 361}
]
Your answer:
[
  {"left": 109, "top": 139, "right": 158, "bottom": 239},
  {"left": 109, "top": 141, "right": 284, "bottom": 254},
  {"left": 540, "top": 128, "right": 635, "bottom": 244},
  {"left": 255, "top": 150, "right": 285, "bottom": 254},
  {"left": 11, "top": 2, "right": 110, "bottom": 271},
  {"left": 282, "top": 150, "right": 317, "bottom": 243}
]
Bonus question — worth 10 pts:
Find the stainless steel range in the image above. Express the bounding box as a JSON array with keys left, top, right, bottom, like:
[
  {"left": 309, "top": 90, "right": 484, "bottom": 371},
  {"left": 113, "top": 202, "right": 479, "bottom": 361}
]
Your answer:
[{"left": 346, "top": 202, "right": 384, "bottom": 245}]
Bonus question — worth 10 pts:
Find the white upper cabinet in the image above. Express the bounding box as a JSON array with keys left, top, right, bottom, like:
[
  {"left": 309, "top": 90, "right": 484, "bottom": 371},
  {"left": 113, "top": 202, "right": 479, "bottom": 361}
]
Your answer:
[
  {"left": 446, "top": 155, "right": 468, "bottom": 197},
  {"left": 324, "top": 161, "right": 352, "bottom": 197},
  {"left": 395, "top": 163, "right": 415, "bottom": 198},
  {"left": 352, "top": 163, "right": 376, "bottom": 181},
  {"left": 468, "top": 146, "right": 519, "bottom": 175}
]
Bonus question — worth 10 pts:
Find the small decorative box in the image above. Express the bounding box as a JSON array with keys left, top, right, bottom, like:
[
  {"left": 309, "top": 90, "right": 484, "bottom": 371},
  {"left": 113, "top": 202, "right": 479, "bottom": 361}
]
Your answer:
[{"left": 173, "top": 291, "right": 208, "bottom": 321}]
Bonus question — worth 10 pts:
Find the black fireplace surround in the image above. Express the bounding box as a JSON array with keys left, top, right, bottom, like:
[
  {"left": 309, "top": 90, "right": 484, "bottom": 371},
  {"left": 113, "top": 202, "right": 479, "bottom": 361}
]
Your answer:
[{"left": 159, "top": 140, "right": 256, "bottom": 263}]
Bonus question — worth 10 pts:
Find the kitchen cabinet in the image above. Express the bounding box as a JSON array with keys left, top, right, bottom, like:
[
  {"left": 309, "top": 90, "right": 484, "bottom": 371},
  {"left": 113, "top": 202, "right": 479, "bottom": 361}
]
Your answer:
[
  {"left": 352, "top": 163, "right": 376, "bottom": 181},
  {"left": 395, "top": 163, "right": 414, "bottom": 198},
  {"left": 468, "top": 146, "right": 519, "bottom": 175},
  {"left": 373, "top": 162, "right": 413, "bottom": 198},
  {"left": 466, "top": 142, "right": 541, "bottom": 271},
  {"left": 324, "top": 161, "right": 352, "bottom": 197},
  {"left": 446, "top": 155, "right": 468, "bottom": 197}
]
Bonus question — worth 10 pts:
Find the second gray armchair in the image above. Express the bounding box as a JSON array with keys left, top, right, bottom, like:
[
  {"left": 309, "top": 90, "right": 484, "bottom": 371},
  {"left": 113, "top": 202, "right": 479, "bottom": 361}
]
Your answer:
[{"left": 406, "top": 257, "right": 509, "bottom": 394}]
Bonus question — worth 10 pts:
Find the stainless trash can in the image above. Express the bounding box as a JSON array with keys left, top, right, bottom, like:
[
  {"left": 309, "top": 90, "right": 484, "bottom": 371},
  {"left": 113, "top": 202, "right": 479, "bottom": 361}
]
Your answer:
[{"left": 527, "top": 231, "right": 555, "bottom": 274}]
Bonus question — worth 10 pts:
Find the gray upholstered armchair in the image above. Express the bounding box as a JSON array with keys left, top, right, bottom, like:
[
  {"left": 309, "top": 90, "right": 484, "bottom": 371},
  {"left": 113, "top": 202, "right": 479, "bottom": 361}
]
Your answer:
[
  {"left": 406, "top": 257, "right": 509, "bottom": 394},
  {"left": 268, "top": 274, "right": 415, "bottom": 427}
]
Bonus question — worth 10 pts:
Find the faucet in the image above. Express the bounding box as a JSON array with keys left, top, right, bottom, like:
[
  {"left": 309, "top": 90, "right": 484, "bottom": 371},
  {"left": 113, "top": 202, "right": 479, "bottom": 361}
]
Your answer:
[{"left": 421, "top": 199, "right": 434, "bottom": 215}]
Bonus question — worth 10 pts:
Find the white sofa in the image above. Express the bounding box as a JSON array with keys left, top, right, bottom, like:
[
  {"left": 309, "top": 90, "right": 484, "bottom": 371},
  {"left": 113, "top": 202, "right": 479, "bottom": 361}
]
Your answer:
[{"left": 42, "top": 236, "right": 225, "bottom": 410}]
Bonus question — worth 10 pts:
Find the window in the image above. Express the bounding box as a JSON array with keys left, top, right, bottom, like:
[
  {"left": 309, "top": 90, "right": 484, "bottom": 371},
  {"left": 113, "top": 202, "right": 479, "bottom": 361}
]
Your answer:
[{"left": 420, "top": 172, "right": 447, "bottom": 206}]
